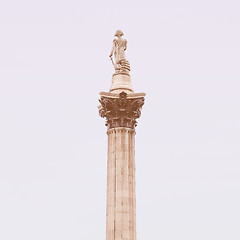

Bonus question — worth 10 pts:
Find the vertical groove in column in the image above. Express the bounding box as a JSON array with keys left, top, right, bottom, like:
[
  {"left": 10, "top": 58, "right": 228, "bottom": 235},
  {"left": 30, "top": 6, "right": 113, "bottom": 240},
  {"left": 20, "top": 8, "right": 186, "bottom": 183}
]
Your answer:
[
  {"left": 128, "top": 132, "right": 133, "bottom": 240},
  {"left": 129, "top": 130, "right": 136, "bottom": 240},
  {"left": 133, "top": 131, "right": 136, "bottom": 240},
  {"left": 106, "top": 129, "right": 117, "bottom": 240},
  {"left": 114, "top": 129, "right": 117, "bottom": 240},
  {"left": 126, "top": 129, "right": 130, "bottom": 240},
  {"left": 128, "top": 130, "right": 132, "bottom": 240},
  {"left": 106, "top": 131, "right": 109, "bottom": 240},
  {"left": 114, "top": 129, "right": 116, "bottom": 240}
]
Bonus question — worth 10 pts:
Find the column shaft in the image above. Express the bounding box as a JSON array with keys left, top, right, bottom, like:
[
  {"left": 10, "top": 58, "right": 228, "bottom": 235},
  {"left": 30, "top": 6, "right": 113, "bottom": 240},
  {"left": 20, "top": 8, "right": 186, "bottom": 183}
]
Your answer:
[{"left": 106, "top": 127, "right": 136, "bottom": 240}]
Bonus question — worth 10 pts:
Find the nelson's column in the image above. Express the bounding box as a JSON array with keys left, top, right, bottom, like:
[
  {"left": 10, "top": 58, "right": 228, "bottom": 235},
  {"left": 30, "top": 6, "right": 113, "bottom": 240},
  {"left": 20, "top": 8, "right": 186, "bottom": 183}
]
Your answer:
[{"left": 98, "top": 30, "right": 146, "bottom": 240}]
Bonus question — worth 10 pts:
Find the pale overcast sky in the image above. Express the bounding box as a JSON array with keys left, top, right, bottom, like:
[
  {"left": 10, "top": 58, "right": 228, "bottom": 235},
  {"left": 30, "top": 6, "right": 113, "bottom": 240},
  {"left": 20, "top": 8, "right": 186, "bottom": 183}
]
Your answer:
[{"left": 0, "top": 0, "right": 240, "bottom": 239}]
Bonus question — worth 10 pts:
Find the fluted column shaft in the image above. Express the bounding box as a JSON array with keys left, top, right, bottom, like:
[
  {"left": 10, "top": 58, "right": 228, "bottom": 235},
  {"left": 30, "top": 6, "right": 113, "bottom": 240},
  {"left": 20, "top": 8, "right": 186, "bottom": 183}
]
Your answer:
[
  {"left": 106, "top": 127, "right": 136, "bottom": 240},
  {"left": 99, "top": 91, "right": 145, "bottom": 240}
]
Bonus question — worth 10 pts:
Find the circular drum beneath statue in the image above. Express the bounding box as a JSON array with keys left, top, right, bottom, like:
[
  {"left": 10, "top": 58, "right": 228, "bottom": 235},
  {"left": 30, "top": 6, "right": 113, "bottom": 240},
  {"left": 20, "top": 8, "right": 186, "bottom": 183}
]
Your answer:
[{"left": 109, "top": 74, "right": 134, "bottom": 94}]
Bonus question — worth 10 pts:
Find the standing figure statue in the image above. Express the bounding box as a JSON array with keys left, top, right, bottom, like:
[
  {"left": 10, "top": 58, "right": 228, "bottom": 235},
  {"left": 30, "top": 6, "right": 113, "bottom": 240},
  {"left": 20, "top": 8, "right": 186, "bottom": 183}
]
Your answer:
[{"left": 109, "top": 30, "right": 130, "bottom": 76}]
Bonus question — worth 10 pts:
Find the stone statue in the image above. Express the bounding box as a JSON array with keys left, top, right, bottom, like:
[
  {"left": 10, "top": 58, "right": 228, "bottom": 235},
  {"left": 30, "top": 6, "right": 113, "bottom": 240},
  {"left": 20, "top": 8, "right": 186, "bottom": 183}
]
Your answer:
[{"left": 109, "top": 30, "right": 130, "bottom": 76}]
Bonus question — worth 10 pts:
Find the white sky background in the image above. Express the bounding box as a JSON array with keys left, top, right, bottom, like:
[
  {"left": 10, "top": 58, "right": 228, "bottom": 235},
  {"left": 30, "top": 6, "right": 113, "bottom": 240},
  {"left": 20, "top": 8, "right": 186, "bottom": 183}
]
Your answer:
[{"left": 0, "top": 0, "right": 240, "bottom": 239}]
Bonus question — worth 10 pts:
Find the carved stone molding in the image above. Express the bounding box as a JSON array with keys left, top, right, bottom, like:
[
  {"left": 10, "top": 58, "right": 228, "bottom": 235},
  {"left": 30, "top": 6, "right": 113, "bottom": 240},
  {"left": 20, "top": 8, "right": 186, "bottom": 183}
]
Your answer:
[
  {"left": 107, "top": 127, "right": 136, "bottom": 135},
  {"left": 99, "top": 91, "right": 145, "bottom": 130}
]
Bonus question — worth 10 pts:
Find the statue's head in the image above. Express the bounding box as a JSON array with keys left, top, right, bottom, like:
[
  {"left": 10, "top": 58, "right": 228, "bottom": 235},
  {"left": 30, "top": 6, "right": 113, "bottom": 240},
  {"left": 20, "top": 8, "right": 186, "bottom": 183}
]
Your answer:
[{"left": 114, "top": 30, "right": 124, "bottom": 37}]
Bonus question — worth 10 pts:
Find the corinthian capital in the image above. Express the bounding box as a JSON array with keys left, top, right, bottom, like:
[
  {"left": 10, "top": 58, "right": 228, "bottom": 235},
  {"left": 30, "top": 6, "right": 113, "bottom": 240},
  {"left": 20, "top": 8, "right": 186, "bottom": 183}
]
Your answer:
[{"left": 99, "top": 91, "right": 145, "bottom": 130}]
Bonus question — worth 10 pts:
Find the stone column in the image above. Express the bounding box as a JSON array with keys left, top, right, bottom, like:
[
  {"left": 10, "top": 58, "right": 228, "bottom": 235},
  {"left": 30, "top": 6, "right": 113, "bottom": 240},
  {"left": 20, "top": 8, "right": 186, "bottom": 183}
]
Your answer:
[{"left": 99, "top": 91, "right": 145, "bottom": 240}]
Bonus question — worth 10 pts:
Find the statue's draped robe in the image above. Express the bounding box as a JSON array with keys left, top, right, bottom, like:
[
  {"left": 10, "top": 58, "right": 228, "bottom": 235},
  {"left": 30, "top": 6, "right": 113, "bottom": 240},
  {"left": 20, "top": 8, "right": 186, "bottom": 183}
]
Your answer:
[{"left": 112, "top": 38, "right": 127, "bottom": 63}]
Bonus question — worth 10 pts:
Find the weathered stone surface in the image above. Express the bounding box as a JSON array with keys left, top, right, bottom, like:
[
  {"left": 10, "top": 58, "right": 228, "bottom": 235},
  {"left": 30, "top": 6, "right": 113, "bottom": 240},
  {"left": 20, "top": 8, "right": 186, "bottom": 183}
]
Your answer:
[
  {"left": 99, "top": 92, "right": 145, "bottom": 240},
  {"left": 106, "top": 128, "right": 136, "bottom": 240},
  {"left": 99, "top": 30, "right": 146, "bottom": 240}
]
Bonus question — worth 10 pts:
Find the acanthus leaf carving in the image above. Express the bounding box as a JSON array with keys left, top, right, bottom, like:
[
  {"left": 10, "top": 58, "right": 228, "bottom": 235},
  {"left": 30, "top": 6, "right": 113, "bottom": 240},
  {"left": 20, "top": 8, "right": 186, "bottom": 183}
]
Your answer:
[{"left": 99, "top": 92, "right": 145, "bottom": 129}]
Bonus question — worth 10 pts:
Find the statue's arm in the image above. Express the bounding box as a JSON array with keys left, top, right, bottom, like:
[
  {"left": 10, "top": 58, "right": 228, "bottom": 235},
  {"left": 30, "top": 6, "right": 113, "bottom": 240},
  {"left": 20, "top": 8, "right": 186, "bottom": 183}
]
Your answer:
[{"left": 109, "top": 40, "right": 115, "bottom": 57}]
